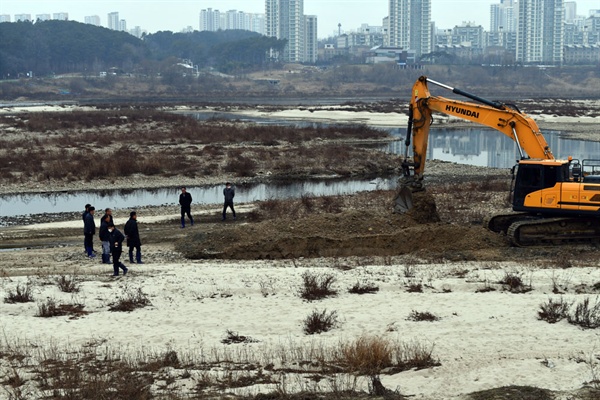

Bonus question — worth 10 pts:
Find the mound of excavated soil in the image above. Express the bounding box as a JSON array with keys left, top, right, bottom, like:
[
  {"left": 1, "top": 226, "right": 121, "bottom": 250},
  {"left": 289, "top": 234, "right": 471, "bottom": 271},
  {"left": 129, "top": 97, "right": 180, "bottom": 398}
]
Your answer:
[{"left": 178, "top": 203, "right": 506, "bottom": 261}]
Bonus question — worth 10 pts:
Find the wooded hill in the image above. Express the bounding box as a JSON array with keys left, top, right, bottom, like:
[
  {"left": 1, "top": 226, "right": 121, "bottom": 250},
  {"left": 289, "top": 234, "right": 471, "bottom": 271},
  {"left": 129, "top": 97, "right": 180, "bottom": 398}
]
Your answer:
[{"left": 0, "top": 20, "right": 287, "bottom": 78}]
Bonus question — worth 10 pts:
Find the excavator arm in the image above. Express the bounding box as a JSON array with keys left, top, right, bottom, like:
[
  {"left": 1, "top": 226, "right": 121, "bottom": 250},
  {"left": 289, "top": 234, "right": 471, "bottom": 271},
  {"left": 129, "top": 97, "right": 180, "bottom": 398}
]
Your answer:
[{"left": 401, "top": 76, "right": 554, "bottom": 188}]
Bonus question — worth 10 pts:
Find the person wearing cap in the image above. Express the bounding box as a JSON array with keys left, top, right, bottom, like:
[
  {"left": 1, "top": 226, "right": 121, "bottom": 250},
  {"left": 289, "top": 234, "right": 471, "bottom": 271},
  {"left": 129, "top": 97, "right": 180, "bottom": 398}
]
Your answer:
[
  {"left": 222, "top": 182, "right": 236, "bottom": 221},
  {"left": 124, "top": 211, "right": 143, "bottom": 264}
]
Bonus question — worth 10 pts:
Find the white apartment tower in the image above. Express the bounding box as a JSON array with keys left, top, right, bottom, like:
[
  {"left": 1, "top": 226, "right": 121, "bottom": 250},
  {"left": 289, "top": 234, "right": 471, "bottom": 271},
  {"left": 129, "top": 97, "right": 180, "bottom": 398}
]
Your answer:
[
  {"left": 304, "top": 15, "right": 318, "bottom": 63},
  {"left": 516, "top": 0, "right": 564, "bottom": 65},
  {"left": 36, "top": 14, "right": 51, "bottom": 21},
  {"left": 84, "top": 15, "right": 101, "bottom": 26},
  {"left": 388, "top": 0, "right": 431, "bottom": 58},
  {"left": 490, "top": 0, "right": 518, "bottom": 32},
  {"left": 266, "top": 0, "right": 309, "bottom": 62},
  {"left": 107, "top": 12, "right": 119, "bottom": 30},
  {"left": 53, "top": 13, "right": 69, "bottom": 21},
  {"left": 200, "top": 8, "right": 221, "bottom": 31}
]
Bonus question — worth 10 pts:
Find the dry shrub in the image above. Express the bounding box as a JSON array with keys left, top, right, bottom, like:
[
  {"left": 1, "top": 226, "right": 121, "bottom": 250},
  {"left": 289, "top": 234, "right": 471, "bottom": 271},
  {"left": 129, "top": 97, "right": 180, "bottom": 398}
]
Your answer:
[
  {"left": 538, "top": 297, "right": 571, "bottom": 324},
  {"left": 499, "top": 272, "right": 532, "bottom": 293},
  {"left": 568, "top": 297, "right": 600, "bottom": 329},
  {"left": 348, "top": 281, "right": 379, "bottom": 295},
  {"left": 299, "top": 271, "right": 338, "bottom": 301},
  {"left": 303, "top": 309, "right": 338, "bottom": 335},
  {"left": 4, "top": 283, "right": 34, "bottom": 303},
  {"left": 406, "top": 282, "right": 423, "bottom": 293},
  {"left": 407, "top": 310, "right": 439, "bottom": 322},
  {"left": 36, "top": 298, "right": 88, "bottom": 318},
  {"left": 336, "top": 335, "right": 392, "bottom": 375},
  {"left": 56, "top": 275, "right": 80, "bottom": 293},
  {"left": 221, "top": 330, "right": 260, "bottom": 345},
  {"left": 108, "top": 287, "right": 151, "bottom": 312}
]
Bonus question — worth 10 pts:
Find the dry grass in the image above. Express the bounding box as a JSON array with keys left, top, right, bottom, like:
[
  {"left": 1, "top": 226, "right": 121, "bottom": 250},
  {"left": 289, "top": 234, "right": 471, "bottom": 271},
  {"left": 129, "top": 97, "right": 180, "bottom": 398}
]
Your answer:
[
  {"left": 3, "top": 283, "right": 34, "bottom": 303},
  {"left": 568, "top": 297, "right": 600, "bottom": 329},
  {"left": 538, "top": 297, "right": 571, "bottom": 324},
  {"left": 299, "top": 271, "right": 338, "bottom": 301},
  {"left": 406, "top": 310, "right": 440, "bottom": 322},
  {"left": 303, "top": 309, "right": 339, "bottom": 335},
  {"left": 0, "top": 334, "right": 438, "bottom": 398},
  {"left": 108, "top": 287, "right": 151, "bottom": 312},
  {"left": 0, "top": 111, "right": 395, "bottom": 184},
  {"left": 348, "top": 281, "right": 379, "bottom": 295}
]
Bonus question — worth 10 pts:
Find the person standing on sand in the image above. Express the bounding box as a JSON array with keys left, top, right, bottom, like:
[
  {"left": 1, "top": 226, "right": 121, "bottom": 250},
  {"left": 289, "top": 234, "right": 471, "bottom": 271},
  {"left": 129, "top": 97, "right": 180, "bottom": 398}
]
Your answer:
[
  {"left": 179, "top": 187, "right": 194, "bottom": 228},
  {"left": 108, "top": 222, "right": 128, "bottom": 276},
  {"left": 124, "top": 211, "right": 143, "bottom": 264},
  {"left": 82, "top": 203, "right": 91, "bottom": 252},
  {"left": 222, "top": 182, "right": 236, "bottom": 221},
  {"left": 98, "top": 213, "right": 112, "bottom": 264},
  {"left": 83, "top": 206, "right": 96, "bottom": 258}
]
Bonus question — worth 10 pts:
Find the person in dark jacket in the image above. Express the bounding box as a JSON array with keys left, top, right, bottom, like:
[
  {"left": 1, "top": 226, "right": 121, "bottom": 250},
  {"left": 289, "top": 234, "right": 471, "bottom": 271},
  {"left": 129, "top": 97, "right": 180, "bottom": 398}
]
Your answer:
[
  {"left": 98, "top": 213, "right": 112, "bottom": 264},
  {"left": 222, "top": 182, "right": 236, "bottom": 221},
  {"left": 179, "top": 187, "right": 194, "bottom": 228},
  {"left": 82, "top": 203, "right": 91, "bottom": 252},
  {"left": 107, "top": 223, "right": 128, "bottom": 276},
  {"left": 124, "top": 211, "right": 143, "bottom": 264},
  {"left": 83, "top": 206, "right": 96, "bottom": 258},
  {"left": 98, "top": 208, "right": 114, "bottom": 264}
]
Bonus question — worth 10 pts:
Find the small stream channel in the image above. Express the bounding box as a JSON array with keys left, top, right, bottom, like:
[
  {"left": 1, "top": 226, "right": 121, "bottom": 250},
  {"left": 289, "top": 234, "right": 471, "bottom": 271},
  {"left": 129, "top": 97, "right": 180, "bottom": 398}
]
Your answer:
[{"left": 1, "top": 112, "right": 598, "bottom": 221}]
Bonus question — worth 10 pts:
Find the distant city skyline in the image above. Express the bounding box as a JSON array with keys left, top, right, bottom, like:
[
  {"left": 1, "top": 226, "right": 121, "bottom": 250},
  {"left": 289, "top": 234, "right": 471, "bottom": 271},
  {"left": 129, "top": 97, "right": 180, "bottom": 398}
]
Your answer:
[{"left": 0, "top": 0, "right": 598, "bottom": 38}]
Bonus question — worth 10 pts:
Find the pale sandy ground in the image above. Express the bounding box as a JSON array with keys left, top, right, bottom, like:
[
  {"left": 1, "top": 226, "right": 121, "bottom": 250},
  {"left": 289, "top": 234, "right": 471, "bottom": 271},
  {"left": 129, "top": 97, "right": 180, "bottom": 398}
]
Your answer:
[{"left": 1, "top": 218, "right": 600, "bottom": 398}]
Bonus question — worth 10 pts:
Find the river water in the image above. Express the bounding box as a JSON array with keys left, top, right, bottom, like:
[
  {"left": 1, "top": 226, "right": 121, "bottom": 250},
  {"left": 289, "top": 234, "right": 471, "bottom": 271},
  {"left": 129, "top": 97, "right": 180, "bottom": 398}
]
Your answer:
[{"left": 1, "top": 112, "right": 598, "bottom": 219}]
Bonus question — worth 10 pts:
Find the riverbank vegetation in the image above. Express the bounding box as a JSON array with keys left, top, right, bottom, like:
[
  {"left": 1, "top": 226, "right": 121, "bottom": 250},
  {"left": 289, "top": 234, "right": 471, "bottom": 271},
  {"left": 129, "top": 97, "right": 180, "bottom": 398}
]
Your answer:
[{"left": 0, "top": 110, "right": 398, "bottom": 184}]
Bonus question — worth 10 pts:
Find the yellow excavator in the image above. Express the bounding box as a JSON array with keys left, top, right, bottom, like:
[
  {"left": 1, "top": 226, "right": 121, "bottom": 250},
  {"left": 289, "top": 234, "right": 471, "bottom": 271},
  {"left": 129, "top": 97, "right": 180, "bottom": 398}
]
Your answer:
[{"left": 396, "top": 75, "right": 600, "bottom": 246}]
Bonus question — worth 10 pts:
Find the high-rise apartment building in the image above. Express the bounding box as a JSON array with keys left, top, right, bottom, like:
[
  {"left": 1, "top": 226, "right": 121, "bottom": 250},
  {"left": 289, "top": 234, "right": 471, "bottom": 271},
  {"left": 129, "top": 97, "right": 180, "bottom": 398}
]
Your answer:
[
  {"left": 14, "top": 14, "right": 32, "bottom": 22},
  {"left": 304, "top": 15, "right": 318, "bottom": 63},
  {"left": 516, "top": 0, "right": 564, "bottom": 65},
  {"left": 200, "top": 8, "right": 221, "bottom": 31},
  {"left": 388, "top": 0, "right": 431, "bottom": 58},
  {"left": 490, "top": 0, "right": 517, "bottom": 32},
  {"left": 107, "top": 12, "right": 119, "bottom": 30},
  {"left": 36, "top": 14, "right": 51, "bottom": 21},
  {"left": 84, "top": 15, "right": 101, "bottom": 26},
  {"left": 564, "top": 1, "right": 577, "bottom": 23},
  {"left": 266, "top": 0, "right": 317, "bottom": 62},
  {"left": 0, "top": 15, "right": 11, "bottom": 23},
  {"left": 53, "top": 12, "right": 69, "bottom": 21}
]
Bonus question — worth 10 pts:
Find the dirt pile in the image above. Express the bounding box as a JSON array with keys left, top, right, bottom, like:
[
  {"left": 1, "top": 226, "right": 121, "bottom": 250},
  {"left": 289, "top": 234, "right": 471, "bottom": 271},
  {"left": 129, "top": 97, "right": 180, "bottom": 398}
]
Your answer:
[{"left": 177, "top": 191, "right": 506, "bottom": 261}]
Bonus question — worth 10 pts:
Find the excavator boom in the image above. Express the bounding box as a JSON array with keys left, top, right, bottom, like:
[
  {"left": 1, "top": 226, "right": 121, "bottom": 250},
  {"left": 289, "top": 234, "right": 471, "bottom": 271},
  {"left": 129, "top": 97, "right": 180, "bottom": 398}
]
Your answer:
[{"left": 404, "top": 76, "right": 554, "bottom": 182}]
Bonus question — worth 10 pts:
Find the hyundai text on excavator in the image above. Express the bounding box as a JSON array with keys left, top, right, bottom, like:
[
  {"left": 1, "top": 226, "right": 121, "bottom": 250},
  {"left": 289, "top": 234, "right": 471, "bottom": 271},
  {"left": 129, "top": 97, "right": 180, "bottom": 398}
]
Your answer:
[{"left": 395, "top": 75, "right": 600, "bottom": 246}]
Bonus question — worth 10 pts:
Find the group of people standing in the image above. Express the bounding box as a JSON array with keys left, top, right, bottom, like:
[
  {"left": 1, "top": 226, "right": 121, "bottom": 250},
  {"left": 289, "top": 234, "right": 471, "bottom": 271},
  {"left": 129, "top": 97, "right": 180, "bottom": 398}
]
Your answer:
[
  {"left": 82, "top": 205, "right": 142, "bottom": 277},
  {"left": 81, "top": 183, "right": 237, "bottom": 277}
]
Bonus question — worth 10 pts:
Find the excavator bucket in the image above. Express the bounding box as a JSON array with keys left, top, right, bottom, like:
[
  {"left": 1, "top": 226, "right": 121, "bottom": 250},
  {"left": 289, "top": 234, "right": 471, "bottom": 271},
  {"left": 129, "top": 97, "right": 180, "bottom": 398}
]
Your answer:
[{"left": 393, "top": 186, "right": 414, "bottom": 214}]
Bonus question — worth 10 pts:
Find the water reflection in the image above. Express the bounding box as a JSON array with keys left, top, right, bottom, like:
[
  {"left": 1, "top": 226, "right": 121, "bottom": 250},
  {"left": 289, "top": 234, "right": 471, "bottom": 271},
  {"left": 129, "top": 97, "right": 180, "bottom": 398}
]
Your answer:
[
  {"left": 0, "top": 179, "right": 396, "bottom": 218},
  {"left": 387, "top": 128, "right": 600, "bottom": 169}
]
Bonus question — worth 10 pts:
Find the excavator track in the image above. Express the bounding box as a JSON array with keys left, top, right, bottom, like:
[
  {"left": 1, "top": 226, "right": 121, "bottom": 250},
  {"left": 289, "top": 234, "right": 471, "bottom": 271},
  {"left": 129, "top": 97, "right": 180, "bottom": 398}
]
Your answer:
[{"left": 506, "top": 217, "right": 600, "bottom": 247}]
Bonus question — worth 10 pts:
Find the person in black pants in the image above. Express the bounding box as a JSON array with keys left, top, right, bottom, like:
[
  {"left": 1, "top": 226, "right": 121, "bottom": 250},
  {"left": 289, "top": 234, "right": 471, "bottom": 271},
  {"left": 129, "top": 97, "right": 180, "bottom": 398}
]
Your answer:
[
  {"left": 82, "top": 203, "right": 91, "bottom": 252},
  {"left": 222, "top": 182, "right": 236, "bottom": 221},
  {"left": 179, "top": 187, "right": 194, "bottom": 228},
  {"left": 124, "top": 211, "right": 143, "bottom": 264},
  {"left": 83, "top": 206, "right": 96, "bottom": 258},
  {"left": 108, "top": 223, "right": 128, "bottom": 277}
]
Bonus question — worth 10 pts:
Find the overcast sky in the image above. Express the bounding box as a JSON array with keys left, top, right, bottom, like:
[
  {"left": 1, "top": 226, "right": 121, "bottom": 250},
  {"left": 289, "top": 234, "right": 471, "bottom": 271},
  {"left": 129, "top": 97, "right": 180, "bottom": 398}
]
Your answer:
[{"left": 1, "top": 0, "right": 598, "bottom": 38}]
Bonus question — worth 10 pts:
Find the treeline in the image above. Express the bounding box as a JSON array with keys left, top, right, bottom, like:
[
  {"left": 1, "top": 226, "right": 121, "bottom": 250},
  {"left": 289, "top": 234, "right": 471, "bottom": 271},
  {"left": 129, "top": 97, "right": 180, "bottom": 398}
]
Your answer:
[{"left": 0, "top": 20, "right": 287, "bottom": 78}]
